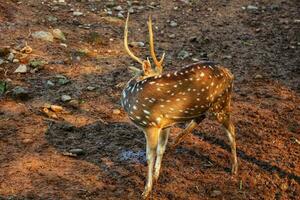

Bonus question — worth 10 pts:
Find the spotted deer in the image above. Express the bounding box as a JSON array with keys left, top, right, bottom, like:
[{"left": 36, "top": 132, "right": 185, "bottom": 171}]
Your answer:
[{"left": 121, "top": 14, "right": 238, "bottom": 199}]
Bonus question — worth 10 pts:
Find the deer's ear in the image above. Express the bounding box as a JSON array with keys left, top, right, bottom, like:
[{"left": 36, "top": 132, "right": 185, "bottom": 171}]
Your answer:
[
  {"left": 128, "top": 66, "right": 142, "bottom": 76},
  {"left": 142, "top": 60, "right": 152, "bottom": 76}
]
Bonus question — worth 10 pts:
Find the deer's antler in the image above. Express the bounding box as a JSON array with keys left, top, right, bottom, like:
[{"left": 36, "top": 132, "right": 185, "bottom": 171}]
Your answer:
[{"left": 148, "top": 16, "right": 165, "bottom": 73}]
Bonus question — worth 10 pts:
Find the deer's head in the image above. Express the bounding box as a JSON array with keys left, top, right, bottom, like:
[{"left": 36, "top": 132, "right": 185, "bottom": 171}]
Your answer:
[{"left": 124, "top": 14, "right": 165, "bottom": 81}]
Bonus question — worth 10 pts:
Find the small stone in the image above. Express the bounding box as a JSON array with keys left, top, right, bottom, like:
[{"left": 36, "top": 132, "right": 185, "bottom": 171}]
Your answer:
[
  {"left": 106, "top": 10, "right": 113, "bottom": 15},
  {"left": 61, "top": 95, "right": 72, "bottom": 102},
  {"left": 52, "top": 29, "right": 66, "bottom": 41},
  {"left": 7, "top": 53, "right": 14, "bottom": 61},
  {"left": 128, "top": 7, "right": 134, "bottom": 14},
  {"left": 87, "top": 86, "right": 96, "bottom": 91},
  {"left": 129, "top": 41, "right": 145, "bottom": 47},
  {"left": 73, "top": 11, "right": 83, "bottom": 16},
  {"left": 0, "top": 59, "right": 4, "bottom": 65},
  {"left": 255, "top": 74, "right": 263, "bottom": 79},
  {"left": 168, "top": 34, "right": 176, "bottom": 38},
  {"left": 211, "top": 190, "right": 222, "bottom": 197},
  {"left": 223, "top": 55, "right": 232, "bottom": 59},
  {"left": 12, "top": 86, "right": 29, "bottom": 100},
  {"left": 46, "top": 80, "right": 55, "bottom": 87},
  {"left": 177, "top": 50, "right": 190, "bottom": 60},
  {"left": 12, "top": 59, "right": 19, "bottom": 63},
  {"left": 68, "top": 99, "right": 80, "bottom": 108},
  {"left": 47, "top": 16, "right": 58, "bottom": 22},
  {"left": 114, "top": 5, "right": 123, "bottom": 11},
  {"left": 247, "top": 5, "right": 258, "bottom": 10},
  {"left": 60, "top": 43, "right": 68, "bottom": 48},
  {"left": 280, "top": 182, "right": 289, "bottom": 191},
  {"left": 192, "top": 58, "right": 200, "bottom": 62},
  {"left": 117, "top": 12, "right": 124, "bottom": 18},
  {"left": 113, "top": 109, "right": 121, "bottom": 115},
  {"left": 14, "top": 64, "right": 27, "bottom": 73},
  {"left": 69, "top": 148, "right": 85, "bottom": 155},
  {"left": 170, "top": 21, "right": 178, "bottom": 27},
  {"left": 32, "top": 31, "right": 54, "bottom": 42},
  {"left": 23, "top": 138, "right": 33, "bottom": 144}
]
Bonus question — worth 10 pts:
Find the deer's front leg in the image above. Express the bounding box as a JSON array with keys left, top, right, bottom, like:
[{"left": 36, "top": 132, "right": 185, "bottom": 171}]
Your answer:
[
  {"left": 142, "top": 127, "right": 160, "bottom": 199},
  {"left": 153, "top": 128, "right": 170, "bottom": 181}
]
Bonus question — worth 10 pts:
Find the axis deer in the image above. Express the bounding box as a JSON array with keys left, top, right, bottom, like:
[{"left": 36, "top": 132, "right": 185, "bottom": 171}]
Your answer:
[{"left": 121, "top": 14, "right": 238, "bottom": 199}]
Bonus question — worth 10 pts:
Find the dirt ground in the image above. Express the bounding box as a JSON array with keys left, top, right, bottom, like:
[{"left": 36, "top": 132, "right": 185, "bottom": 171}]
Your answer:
[{"left": 0, "top": 0, "right": 299, "bottom": 199}]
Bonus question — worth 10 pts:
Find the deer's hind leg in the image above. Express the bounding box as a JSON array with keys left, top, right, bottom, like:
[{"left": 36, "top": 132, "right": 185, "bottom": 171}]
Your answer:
[{"left": 172, "top": 115, "right": 206, "bottom": 148}]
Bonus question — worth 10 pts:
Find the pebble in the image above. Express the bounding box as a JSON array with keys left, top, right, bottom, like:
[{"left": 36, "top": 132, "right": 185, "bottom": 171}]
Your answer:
[
  {"left": 0, "top": 59, "right": 4, "bottom": 65},
  {"left": 170, "top": 21, "right": 178, "bottom": 27},
  {"left": 114, "top": 5, "right": 123, "bottom": 11},
  {"left": 87, "top": 86, "right": 96, "bottom": 91},
  {"left": 113, "top": 109, "right": 121, "bottom": 115},
  {"left": 168, "top": 34, "right": 176, "bottom": 38},
  {"left": 22, "top": 138, "right": 33, "bottom": 144},
  {"left": 73, "top": 11, "right": 83, "bottom": 16},
  {"left": 255, "top": 74, "right": 263, "bottom": 79},
  {"left": 32, "top": 31, "right": 54, "bottom": 42},
  {"left": 61, "top": 94, "right": 72, "bottom": 102},
  {"left": 13, "top": 59, "right": 19, "bottom": 63},
  {"left": 46, "top": 80, "right": 55, "bottom": 87},
  {"left": 7, "top": 53, "right": 14, "bottom": 61},
  {"left": 247, "top": 5, "right": 258, "bottom": 10},
  {"left": 128, "top": 7, "right": 134, "bottom": 14},
  {"left": 177, "top": 50, "right": 190, "bottom": 60},
  {"left": 130, "top": 41, "right": 145, "bottom": 47},
  {"left": 117, "top": 12, "right": 124, "bottom": 19},
  {"left": 69, "top": 148, "right": 85, "bottom": 155},
  {"left": 52, "top": 29, "right": 66, "bottom": 41},
  {"left": 14, "top": 64, "right": 27, "bottom": 73},
  {"left": 211, "top": 190, "right": 222, "bottom": 197}
]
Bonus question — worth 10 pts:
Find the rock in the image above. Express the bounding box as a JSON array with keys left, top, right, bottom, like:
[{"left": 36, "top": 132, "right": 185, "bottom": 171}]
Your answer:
[
  {"left": 32, "top": 31, "right": 54, "bottom": 42},
  {"left": 22, "top": 138, "right": 33, "bottom": 144},
  {"left": 114, "top": 6, "right": 123, "bottom": 11},
  {"left": 113, "top": 109, "right": 121, "bottom": 115},
  {"left": 68, "top": 99, "right": 80, "bottom": 108},
  {"left": 13, "top": 59, "right": 19, "bottom": 63},
  {"left": 61, "top": 95, "right": 72, "bottom": 102},
  {"left": 270, "top": 4, "right": 279, "bottom": 10},
  {"left": 47, "top": 16, "right": 58, "bottom": 22},
  {"left": 255, "top": 74, "right": 263, "bottom": 79},
  {"left": 14, "top": 64, "right": 27, "bottom": 73},
  {"left": 168, "top": 34, "right": 176, "bottom": 38},
  {"left": 177, "top": 50, "right": 190, "bottom": 60},
  {"left": 106, "top": 10, "right": 113, "bottom": 15},
  {"left": 129, "top": 41, "right": 145, "bottom": 47},
  {"left": 12, "top": 86, "right": 29, "bottom": 100},
  {"left": 46, "top": 80, "right": 55, "bottom": 87},
  {"left": 73, "top": 11, "right": 83, "bottom": 16},
  {"left": 170, "top": 21, "right": 178, "bottom": 27},
  {"left": 7, "top": 53, "right": 14, "bottom": 61},
  {"left": 247, "top": 5, "right": 258, "bottom": 10},
  {"left": 117, "top": 12, "right": 124, "bottom": 19},
  {"left": 87, "top": 86, "right": 96, "bottom": 91},
  {"left": 60, "top": 43, "right": 68, "bottom": 48},
  {"left": 0, "top": 59, "right": 4, "bottom": 65},
  {"left": 69, "top": 148, "right": 85, "bottom": 155},
  {"left": 52, "top": 29, "right": 66, "bottom": 41},
  {"left": 192, "top": 58, "right": 200, "bottom": 62},
  {"left": 223, "top": 55, "right": 232, "bottom": 59},
  {"left": 128, "top": 7, "right": 134, "bottom": 14},
  {"left": 211, "top": 190, "right": 222, "bottom": 197}
]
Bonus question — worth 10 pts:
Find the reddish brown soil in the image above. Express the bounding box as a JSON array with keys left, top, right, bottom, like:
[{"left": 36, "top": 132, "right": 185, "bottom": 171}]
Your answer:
[{"left": 0, "top": 0, "right": 299, "bottom": 199}]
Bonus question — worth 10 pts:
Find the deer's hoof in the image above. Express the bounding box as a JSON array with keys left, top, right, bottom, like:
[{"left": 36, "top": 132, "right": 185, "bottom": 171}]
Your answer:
[{"left": 142, "top": 187, "right": 151, "bottom": 199}]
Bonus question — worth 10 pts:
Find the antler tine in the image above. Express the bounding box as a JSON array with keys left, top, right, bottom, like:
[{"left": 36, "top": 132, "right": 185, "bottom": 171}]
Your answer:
[
  {"left": 124, "top": 13, "right": 144, "bottom": 66},
  {"left": 148, "top": 15, "right": 165, "bottom": 72}
]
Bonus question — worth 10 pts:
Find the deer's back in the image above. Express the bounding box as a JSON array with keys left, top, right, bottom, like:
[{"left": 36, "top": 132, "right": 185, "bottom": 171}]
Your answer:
[{"left": 121, "top": 61, "right": 233, "bottom": 128}]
